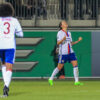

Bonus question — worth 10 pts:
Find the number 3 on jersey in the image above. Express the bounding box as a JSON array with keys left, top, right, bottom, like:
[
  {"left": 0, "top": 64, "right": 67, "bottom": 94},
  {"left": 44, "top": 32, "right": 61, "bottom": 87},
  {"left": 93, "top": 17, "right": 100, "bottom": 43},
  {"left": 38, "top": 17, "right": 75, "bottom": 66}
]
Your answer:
[{"left": 4, "top": 22, "right": 10, "bottom": 34}]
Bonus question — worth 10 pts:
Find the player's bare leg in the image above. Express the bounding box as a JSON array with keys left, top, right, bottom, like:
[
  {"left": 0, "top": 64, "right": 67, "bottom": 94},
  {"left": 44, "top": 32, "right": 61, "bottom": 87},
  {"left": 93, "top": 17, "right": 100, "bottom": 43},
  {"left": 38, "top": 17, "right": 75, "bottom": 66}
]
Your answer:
[
  {"left": 2, "top": 63, "right": 13, "bottom": 96},
  {"left": 71, "top": 60, "right": 83, "bottom": 85},
  {"left": 49, "top": 63, "right": 64, "bottom": 86}
]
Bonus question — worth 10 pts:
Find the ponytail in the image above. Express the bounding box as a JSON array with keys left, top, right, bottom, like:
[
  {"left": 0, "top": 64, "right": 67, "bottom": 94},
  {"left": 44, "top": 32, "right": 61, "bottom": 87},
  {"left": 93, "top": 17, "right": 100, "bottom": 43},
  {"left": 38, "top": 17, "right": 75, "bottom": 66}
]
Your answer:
[{"left": 59, "top": 22, "right": 62, "bottom": 30}]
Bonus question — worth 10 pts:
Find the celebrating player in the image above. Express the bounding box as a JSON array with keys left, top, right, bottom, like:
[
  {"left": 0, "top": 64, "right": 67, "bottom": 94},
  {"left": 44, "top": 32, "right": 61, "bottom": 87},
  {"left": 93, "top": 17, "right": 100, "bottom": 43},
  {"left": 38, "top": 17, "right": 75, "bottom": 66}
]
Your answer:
[
  {"left": 0, "top": 3, "right": 23, "bottom": 96},
  {"left": 48, "top": 20, "right": 83, "bottom": 86}
]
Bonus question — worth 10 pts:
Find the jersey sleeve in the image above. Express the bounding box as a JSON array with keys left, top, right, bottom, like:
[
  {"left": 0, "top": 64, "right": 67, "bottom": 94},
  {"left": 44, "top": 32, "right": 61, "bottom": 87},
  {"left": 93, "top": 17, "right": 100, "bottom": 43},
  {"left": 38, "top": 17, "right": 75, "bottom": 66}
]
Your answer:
[
  {"left": 57, "top": 31, "right": 65, "bottom": 42},
  {"left": 15, "top": 19, "right": 23, "bottom": 37}
]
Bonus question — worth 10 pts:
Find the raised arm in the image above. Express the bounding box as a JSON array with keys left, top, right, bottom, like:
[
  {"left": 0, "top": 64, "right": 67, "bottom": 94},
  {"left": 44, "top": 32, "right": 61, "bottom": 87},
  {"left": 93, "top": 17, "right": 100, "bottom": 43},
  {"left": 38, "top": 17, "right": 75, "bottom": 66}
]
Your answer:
[{"left": 71, "top": 37, "right": 82, "bottom": 45}]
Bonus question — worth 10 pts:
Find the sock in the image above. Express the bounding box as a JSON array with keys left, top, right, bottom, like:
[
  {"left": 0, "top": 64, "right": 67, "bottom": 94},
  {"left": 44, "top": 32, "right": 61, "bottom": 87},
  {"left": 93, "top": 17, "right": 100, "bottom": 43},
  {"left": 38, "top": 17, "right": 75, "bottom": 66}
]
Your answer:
[
  {"left": 49, "top": 67, "right": 59, "bottom": 80},
  {"left": 5, "top": 70, "right": 12, "bottom": 87},
  {"left": 73, "top": 66, "right": 79, "bottom": 82},
  {"left": 1, "top": 65, "right": 6, "bottom": 83}
]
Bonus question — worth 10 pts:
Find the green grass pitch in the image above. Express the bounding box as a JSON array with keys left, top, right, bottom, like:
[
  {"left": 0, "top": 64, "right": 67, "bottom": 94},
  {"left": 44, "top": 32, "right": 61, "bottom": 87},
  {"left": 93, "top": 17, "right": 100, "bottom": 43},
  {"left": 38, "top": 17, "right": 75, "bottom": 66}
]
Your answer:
[{"left": 0, "top": 80, "right": 100, "bottom": 100}]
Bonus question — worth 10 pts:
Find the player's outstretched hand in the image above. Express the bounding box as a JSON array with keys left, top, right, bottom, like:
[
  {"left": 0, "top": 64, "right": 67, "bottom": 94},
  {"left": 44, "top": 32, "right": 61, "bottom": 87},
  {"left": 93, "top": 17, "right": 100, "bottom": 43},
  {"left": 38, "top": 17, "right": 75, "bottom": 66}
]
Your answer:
[{"left": 78, "top": 37, "right": 82, "bottom": 42}]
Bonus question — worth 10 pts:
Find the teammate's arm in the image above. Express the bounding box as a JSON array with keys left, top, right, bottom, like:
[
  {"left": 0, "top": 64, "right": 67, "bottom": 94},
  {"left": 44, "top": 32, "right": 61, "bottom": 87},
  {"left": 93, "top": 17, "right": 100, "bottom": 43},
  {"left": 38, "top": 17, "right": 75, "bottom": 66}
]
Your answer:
[
  {"left": 71, "top": 37, "right": 82, "bottom": 45},
  {"left": 15, "top": 19, "right": 23, "bottom": 37}
]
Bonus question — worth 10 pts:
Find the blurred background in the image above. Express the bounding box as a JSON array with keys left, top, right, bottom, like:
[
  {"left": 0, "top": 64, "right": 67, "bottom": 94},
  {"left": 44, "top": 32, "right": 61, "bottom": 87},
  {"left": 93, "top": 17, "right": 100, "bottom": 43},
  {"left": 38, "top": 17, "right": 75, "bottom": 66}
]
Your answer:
[
  {"left": 1, "top": 0, "right": 100, "bottom": 27},
  {"left": 0, "top": 0, "right": 100, "bottom": 79}
]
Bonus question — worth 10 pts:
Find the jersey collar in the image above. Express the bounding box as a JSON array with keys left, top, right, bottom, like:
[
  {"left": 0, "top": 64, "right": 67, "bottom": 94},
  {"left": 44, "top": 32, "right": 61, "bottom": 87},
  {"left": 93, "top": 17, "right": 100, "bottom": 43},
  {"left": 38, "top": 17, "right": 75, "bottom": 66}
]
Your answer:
[{"left": 62, "top": 29, "right": 69, "bottom": 37}]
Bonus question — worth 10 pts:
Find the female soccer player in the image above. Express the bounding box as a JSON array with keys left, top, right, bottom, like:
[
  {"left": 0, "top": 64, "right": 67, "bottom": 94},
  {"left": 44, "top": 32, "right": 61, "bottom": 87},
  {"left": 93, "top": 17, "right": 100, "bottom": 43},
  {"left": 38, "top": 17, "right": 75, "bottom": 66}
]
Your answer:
[
  {"left": 48, "top": 20, "right": 83, "bottom": 86},
  {"left": 0, "top": 3, "right": 23, "bottom": 96}
]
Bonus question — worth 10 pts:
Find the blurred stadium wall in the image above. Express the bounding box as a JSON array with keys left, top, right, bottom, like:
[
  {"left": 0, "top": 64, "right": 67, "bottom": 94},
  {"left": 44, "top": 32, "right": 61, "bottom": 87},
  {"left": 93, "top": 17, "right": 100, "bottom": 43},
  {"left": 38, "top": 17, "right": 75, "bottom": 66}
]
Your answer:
[
  {"left": 2, "top": 0, "right": 100, "bottom": 27},
  {"left": 0, "top": 0, "right": 100, "bottom": 79},
  {"left": 0, "top": 31, "right": 99, "bottom": 78}
]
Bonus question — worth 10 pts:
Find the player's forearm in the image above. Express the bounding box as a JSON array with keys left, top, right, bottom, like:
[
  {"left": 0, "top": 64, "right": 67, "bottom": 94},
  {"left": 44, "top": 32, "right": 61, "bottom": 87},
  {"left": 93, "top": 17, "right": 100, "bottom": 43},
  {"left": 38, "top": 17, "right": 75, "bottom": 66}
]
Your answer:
[
  {"left": 71, "top": 40, "right": 79, "bottom": 45},
  {"left": 72, "top": 37, "right": 83, "bottom": 45},
  {"left": 57, "top": 39, "right": 65, "bottom": 45},
  {"left": 57, "top": 36, "right": 66, "bottom": 45}
]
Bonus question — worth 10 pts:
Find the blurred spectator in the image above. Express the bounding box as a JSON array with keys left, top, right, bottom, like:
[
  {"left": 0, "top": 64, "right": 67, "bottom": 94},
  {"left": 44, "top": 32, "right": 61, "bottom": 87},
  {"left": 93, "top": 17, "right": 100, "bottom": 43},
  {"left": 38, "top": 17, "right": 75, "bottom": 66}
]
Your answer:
[
  {"left": 83, "top": 0, "right": 96, "bottom": 19},
  {"left": 37, "top": 0, "right": 42, "bottom": 17},
  {"left": 15, "top": 0, "right": 23, "bottom": 17},
  {"left": 98, "top": 0, "right": 100, "bottom": 14},
  {"left": 91, "top": 0, "right": 96, "bottom": 19},
  {"left": 26, "top": 0, "right": 36, "bottom": 18},
  {"left": 74, "top": 0, "right": 84, "bottom": 19},
  {"left": 59, "top": 0, "right": 68, "bottom": 19},
  {"left": 74, "top": 0, "right": 96, "bottom": 20},
  {"left": 5, "top": 0, "right": 47, "bottom": 19},
  {"left": 41, "top": 0, "right": 47, "bottom": 19},
  {"left": 37, "top": 0, "right": 47, "bottom": 18},
  {"left": 5, "top": 0, "right": 15, "bottom": 8},
  {"left": 5, "top": 0, "right": 25, "bottom": 17}
]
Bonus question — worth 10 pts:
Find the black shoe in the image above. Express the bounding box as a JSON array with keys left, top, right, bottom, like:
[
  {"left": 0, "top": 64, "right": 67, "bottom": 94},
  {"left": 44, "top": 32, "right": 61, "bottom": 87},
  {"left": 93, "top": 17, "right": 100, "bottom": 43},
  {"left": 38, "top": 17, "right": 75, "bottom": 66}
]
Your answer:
[{"left": 3, "top": 86, "right": 9, "bottom": 96}]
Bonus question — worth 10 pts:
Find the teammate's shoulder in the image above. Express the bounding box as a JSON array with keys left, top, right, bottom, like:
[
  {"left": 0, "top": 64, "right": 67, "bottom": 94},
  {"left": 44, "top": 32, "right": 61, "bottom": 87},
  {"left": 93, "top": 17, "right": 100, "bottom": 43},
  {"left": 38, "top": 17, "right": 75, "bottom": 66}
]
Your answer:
[
  {"left": 11, "top": 17, "right": 18, "bottom": 21},
  {"left": 11, "top": 17, "right": 20, "bottom": 24},
  {"left": 0, "top": 17, "right": 14, "bottom": 21},
  {"left": 0, "top": 17, "right": 2, "bottom": 20}
]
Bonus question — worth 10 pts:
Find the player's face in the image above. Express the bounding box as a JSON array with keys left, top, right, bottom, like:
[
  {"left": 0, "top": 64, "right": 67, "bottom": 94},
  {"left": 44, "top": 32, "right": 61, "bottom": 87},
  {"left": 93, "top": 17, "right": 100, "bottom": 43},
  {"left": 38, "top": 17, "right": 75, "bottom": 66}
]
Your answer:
[{"left": 61, "top": 21, "right": 68, "bottom": 29}]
